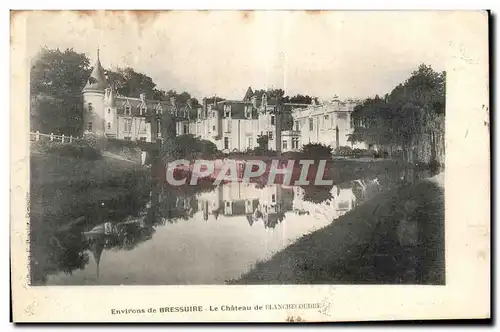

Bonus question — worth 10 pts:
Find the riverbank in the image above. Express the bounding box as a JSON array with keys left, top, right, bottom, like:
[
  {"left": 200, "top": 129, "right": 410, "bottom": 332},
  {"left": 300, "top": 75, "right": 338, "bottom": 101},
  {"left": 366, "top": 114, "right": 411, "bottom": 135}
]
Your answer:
[
  {"left": 29, "top": 153, "right": 150, "bottom": 285},
  {"left": 231, "top": 175, "right": 444, "bottom": 284}
]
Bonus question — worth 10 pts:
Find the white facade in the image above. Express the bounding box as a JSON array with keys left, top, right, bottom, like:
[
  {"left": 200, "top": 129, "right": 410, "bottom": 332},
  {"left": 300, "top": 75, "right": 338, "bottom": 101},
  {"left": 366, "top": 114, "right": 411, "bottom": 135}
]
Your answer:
[
  {"left": 291, "top": 99, "right": 368, "bottom": 151},
  {"left": 177, "top": 94, "right": 366, "bottom": 153}
]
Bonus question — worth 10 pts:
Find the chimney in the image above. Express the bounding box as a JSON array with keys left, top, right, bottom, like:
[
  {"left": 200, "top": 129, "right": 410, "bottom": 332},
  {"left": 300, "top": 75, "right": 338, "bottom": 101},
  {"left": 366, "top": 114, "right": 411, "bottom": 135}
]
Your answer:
[
  {"left": 170, "top": 97, "right": 176, "bottom": 107},
  {"left": 262, "top": 92, "right": 267, "bottom": 108},
  {"left": 187, "top": 98, "right": 193, "bottom": 109},
  {"left": 203, "top": 98, "right": 208, "bottom": 116},
  {"left": 140, "top": 93, "right": 146, "bottom": 102}
]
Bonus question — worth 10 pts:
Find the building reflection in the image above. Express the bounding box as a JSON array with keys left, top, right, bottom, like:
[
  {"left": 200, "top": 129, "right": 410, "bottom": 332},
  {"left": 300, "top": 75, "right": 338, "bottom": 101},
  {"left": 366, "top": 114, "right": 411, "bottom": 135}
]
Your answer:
[
  {"left": 54, "top": 178, "right": 371, "bottom": 281},
  {"left": 194, "top": 181, "right": 362, "bottom": 229}
]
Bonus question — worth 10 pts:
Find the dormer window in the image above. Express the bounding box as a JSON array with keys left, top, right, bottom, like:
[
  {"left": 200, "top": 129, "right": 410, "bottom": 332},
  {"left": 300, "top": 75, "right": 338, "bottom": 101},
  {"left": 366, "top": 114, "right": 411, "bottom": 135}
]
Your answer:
[
  {"left": 140, "top": 105, "right": 147, "bottom": 116},
  {"left": 124, "top": 105, "right": 131, "bottom": 115}
]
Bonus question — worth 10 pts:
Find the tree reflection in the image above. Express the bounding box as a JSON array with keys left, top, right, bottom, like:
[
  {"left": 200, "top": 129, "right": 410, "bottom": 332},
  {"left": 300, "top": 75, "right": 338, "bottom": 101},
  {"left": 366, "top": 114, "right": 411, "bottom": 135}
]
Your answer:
[{"left": 300, "top": 184, "right": 334, "bottom": 204}]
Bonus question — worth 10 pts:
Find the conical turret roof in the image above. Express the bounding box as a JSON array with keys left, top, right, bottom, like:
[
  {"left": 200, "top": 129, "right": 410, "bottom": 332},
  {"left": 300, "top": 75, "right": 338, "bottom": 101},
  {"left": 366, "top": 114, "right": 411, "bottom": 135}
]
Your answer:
[
  {"left": 83, "top": 49, "right": 107, "bottom": 93},
  {"left": 243, "top": 86, "right": 254, "bottom": 101}
]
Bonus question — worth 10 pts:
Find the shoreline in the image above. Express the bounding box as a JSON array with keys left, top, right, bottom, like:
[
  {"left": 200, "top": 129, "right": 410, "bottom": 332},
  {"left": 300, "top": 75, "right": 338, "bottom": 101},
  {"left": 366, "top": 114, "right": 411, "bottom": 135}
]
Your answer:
[{"left": 230, "top": 175, "right": 445, "bottom": 285}]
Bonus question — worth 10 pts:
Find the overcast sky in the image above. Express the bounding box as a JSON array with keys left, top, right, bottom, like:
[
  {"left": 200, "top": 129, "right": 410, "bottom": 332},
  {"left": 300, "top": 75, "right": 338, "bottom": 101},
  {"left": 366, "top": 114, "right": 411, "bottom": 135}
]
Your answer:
[{"left": 24, "top": 10, "right": 467, "bottom": 101}]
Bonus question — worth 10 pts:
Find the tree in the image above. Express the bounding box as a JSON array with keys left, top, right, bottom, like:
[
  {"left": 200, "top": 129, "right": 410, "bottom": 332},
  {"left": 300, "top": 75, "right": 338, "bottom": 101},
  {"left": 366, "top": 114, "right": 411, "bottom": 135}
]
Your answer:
[
  {"left": 251, "top": 88, "right": 315, "bottom": 105},
  {"left": 106, "top": 68, "right": 201, "bottom": 107},
  {"left": 253, "top": 134, "right": 269, "bottom": 155},
  {"left": 162, "top": 134, "right": 218, "bottom": 159},
  {"left": 30, "top": 47, "right": 91, "bottom": 135},
  {"left": 301, "top": 143, "right": 333, "bottom": 160},
  {"left": 287, "top": 94, "right": 314, "bottom": 104}
]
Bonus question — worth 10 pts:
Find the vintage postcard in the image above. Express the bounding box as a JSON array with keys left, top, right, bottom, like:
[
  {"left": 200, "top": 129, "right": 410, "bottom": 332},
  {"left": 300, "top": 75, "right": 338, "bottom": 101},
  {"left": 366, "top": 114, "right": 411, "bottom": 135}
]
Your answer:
[{"left": 11, "top": 10, "right": 490, "bottom": 322}]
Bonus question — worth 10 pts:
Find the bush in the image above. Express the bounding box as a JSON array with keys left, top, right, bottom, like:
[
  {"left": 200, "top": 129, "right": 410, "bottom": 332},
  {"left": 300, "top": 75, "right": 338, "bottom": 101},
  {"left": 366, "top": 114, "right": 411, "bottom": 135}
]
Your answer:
[
  {"left": 334, "top": 146, "right": 353, "bottom": 157},
  {"left": 164, "top": 134, "right": 218, "bottom": 159},
  {"left": 251, "top": 146, "right": 277, "bottom": 157},
  {"left": 301, "top": 143, "right": 333, "bottom": 160}
]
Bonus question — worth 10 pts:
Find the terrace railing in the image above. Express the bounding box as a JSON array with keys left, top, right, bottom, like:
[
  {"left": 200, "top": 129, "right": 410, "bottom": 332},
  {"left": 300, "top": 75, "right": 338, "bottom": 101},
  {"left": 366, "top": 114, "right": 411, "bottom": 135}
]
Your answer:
[{"left": 29, "top": 131, "right": 82, "bottom": 144}]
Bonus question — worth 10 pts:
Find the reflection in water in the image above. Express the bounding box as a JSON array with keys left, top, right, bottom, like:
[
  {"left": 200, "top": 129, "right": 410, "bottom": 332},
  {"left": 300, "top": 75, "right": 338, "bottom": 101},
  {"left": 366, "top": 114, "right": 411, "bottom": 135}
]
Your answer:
[{"left": 40, "top": 169, "right": 415, "bottom": 285}]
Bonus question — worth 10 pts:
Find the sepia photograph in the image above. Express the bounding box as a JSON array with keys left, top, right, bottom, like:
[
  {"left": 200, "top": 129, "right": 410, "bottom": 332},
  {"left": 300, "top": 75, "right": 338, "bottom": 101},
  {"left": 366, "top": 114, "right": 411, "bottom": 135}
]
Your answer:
[{"left": 10, "top": 9, "right": 490, "bottom": 322}]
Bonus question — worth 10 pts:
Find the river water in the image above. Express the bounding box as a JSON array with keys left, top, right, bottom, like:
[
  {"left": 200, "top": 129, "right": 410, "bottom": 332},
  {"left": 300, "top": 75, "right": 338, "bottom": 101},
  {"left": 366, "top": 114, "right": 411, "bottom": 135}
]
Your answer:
[{"left": 37, "top": 168, "right": 428, "bottom": 285}]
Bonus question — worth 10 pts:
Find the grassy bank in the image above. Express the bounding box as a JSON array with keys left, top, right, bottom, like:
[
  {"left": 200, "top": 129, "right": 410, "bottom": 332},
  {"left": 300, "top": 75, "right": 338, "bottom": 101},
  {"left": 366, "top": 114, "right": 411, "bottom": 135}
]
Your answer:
[{"left": 231, "top": 178, "right": 444, "bottom": 285}]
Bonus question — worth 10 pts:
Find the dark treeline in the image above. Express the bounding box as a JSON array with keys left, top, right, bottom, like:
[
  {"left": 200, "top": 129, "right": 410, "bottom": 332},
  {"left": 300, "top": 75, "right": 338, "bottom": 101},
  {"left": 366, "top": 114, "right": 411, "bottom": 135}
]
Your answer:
[
  {"left": 251, "top": 88, "right": 318, "bottom": 104},
  {"left": 349, "top": 64, "right": 445, "bottom": 166}
]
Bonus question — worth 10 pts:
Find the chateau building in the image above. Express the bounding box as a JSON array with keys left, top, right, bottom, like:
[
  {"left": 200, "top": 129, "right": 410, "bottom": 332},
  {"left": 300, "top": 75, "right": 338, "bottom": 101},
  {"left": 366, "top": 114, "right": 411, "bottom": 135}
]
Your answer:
[
  {"left": 82, "top": 51, "right": 165, "bottom": 142},
  {"left": 177, "top": 88, "right": 367, "bottom": 153},
  {"left": 291, "top": 98, "right": 368, "bottom": 150},
  {"left": 82, "top": 51, "right": 365, "bottom": 152},
  {"left": 176, "top": 87, "right": 311, "bottom": 153}
]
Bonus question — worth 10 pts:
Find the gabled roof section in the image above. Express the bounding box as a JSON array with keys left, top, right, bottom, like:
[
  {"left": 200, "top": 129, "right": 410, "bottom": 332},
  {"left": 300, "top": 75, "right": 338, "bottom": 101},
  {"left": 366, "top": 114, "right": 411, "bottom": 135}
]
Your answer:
[{"left": 243, "top": 86, "right": 254, "bottom": 101}]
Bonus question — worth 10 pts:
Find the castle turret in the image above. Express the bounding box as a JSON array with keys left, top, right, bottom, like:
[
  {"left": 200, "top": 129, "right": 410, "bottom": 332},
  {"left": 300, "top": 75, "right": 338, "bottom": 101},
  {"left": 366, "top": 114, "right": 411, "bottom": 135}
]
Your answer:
[{"left": 83, "top": 48, "right": 108, "bottom": 136}]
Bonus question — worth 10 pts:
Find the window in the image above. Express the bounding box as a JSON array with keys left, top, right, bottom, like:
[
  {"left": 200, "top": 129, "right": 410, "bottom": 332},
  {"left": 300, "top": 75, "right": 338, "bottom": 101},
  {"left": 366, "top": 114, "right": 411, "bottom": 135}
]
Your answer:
[
  {"left": 294, "top": 121, "right": 299, "bottom": 131},
  {"left": 107, "top": 122, "right": 111, "bottom": 129},
  {"left": 324, "top": 115, "right": 330, "bottom": 129},
  {"left": 86, "top": 122, "right": 92, "bottom": 131},
  {"left": 292, "top": 138, "right": 299, "bottom": 149},
  {"left": 271, "top": 115, "right": 275, "bottom": 125},
  {"left": 247, "top": 137, "right": 252, "bottom": 149},
  {"left": 268, "top": 131, "right": 274, "bottom": 140},
  {"left": 88, "top": 103, "right": 93, "bottom": 112},
  {"left": 108, "top": 109, "right": 111, "bottom": 114},
  {"left": 283, "top": 140, "right": 288, "bottom": 149},
  {"left": 124, "top": 137, "right": 131, "bottom": 141},
  {"left": 125, "top": 105, "right": 131, "bottom": 115},
  {"left": 212, "top": 111, "right": 216, "bottom": 118},
  {"left": 271, "top": 194, "right": 276, "bottom": 204},
  {"left": 141, "top": 106, "right": 147, "bottom": 115},
  {"left": 124, "top": 119, "right": 132, "bottom": 132},
  {"left": 183, "top": 124, "right": 189, "bottom": 134},
  {"left": 224, "top": 137, "right": 230, "bottom": 149},
  {"left": 139, "top": 137, "right": 147, "bottom": 142},
  {"left": 212, "top": 125, "right": 216, "bottom": 131},
  {"left": 309, "top": 118, "right": 314, "bottom": 131}
]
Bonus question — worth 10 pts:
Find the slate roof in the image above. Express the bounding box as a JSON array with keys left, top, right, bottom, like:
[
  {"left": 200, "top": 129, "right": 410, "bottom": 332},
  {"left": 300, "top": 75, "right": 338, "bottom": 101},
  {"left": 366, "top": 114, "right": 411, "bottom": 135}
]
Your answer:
[
  {"left": 83, "top": 56, "right": 108, "bottom": 92},
  {"left": 115, "top": 96, "right": 170, "bottom": 117}
]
